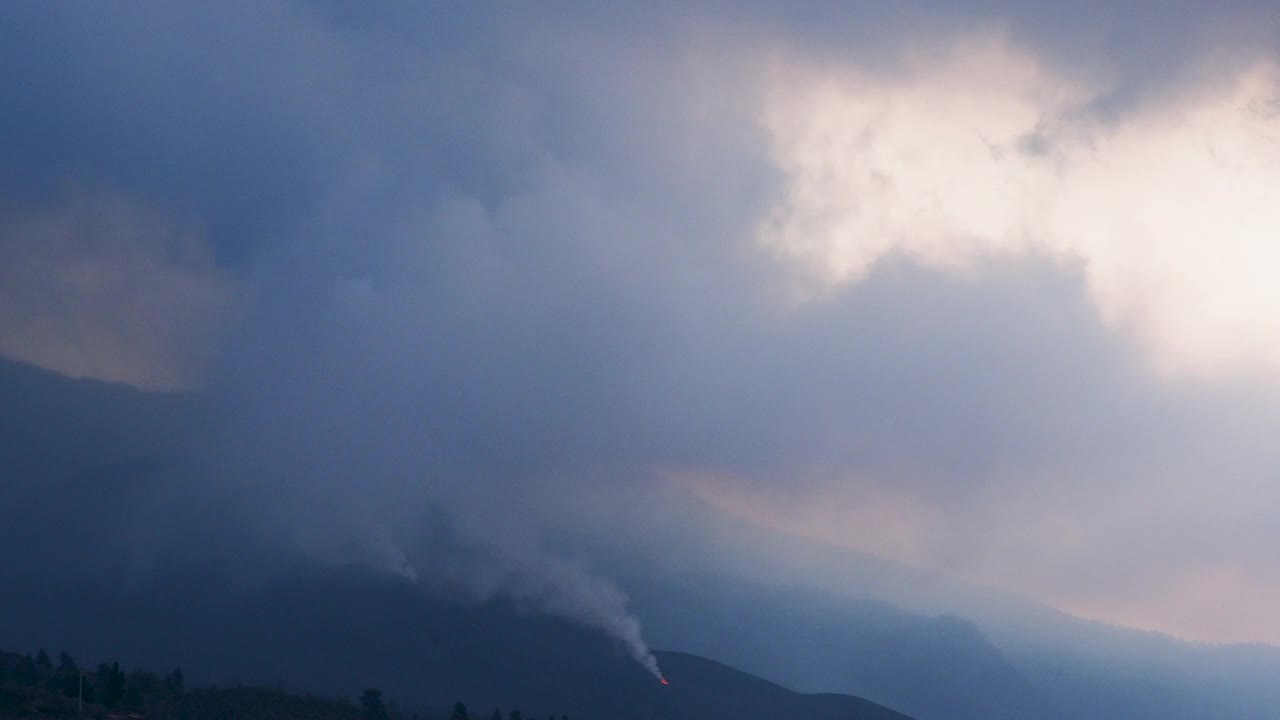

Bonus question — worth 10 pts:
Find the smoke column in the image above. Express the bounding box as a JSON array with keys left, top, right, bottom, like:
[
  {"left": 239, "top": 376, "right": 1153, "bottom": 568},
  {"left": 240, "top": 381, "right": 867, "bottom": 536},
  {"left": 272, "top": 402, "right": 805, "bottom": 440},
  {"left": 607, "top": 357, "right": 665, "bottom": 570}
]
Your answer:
[
  {"left": 413, "top": 529, "right": 666, "bottom": 680},
  {"left": 529, "top": 555, "right": 666, "bottom": 679}
]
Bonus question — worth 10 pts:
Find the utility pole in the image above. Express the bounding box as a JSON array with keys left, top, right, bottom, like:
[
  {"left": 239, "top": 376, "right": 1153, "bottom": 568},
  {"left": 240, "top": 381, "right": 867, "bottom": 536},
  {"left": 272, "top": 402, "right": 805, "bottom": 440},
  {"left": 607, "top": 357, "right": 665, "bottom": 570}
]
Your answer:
[{"left": 78, "top": 668, "right": 83, "bottom": 715}]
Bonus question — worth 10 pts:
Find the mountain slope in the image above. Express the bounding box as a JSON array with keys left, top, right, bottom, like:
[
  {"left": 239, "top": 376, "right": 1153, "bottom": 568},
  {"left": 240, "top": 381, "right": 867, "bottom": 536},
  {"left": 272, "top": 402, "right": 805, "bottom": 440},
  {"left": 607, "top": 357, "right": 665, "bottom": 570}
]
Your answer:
[
  {"left": 580, "top": 487, "right": 1280, "bottom": 720},
  {"left": 0, "top": 566, "right": 914, "bottom": 720},
  {"left": 625, "top": 572, "right": 1058, "bottom": 720},
  {"left": 657, "top": 651, "right": 912, "bottom": 720}
]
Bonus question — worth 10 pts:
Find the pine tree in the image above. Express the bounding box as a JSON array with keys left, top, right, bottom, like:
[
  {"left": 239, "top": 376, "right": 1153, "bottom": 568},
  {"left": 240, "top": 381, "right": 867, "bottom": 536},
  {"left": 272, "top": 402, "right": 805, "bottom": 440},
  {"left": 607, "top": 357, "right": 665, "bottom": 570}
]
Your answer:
[
  {"left": 34, "top": 649, "right": 53, "bottom": 681},
  {"left": 360, "top": 688, "right": 389, "bottom": 720},
  {"left": 164, "top": 667, "right": 185, "bottom": 693},
  {"left": 56, "top": 652, "right": 77, "bottom": 674},
  {"left": 55, "top": 653, "right": 79, "bottom": 697},
  {"left": 101, "top": 661, "right": 127, "bottom": 708},
  {"left": 13, "top": 655, "right": 38, "bottom": 686}
]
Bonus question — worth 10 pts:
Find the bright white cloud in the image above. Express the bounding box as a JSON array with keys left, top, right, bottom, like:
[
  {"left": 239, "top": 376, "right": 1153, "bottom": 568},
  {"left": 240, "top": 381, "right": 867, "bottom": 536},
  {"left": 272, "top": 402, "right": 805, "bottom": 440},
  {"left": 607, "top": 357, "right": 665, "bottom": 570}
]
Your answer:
[{"left": 760, "top": 33, "right": 1280, "bottom": 376}]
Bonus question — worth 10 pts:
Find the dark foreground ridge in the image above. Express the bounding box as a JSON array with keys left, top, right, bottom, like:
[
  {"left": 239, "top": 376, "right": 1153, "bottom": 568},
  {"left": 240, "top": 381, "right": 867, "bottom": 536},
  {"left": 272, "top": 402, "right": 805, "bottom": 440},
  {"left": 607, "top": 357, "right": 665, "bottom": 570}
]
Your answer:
[
  {"left": 0, "top": 648, "right": 364, "bottom": 720},
  {"left": 0, "top": 641, "right": 913, "bottom": 720}
]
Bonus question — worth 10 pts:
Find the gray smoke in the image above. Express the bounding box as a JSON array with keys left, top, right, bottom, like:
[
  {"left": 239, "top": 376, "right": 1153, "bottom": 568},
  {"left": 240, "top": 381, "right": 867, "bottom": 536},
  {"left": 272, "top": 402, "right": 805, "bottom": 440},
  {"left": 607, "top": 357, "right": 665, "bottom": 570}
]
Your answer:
[
  {"left": 13, "top": 0, "right": 1280, "bottom": 659},
  {"left": 450, "top": 541, "right": 666, "bottom": 679}
]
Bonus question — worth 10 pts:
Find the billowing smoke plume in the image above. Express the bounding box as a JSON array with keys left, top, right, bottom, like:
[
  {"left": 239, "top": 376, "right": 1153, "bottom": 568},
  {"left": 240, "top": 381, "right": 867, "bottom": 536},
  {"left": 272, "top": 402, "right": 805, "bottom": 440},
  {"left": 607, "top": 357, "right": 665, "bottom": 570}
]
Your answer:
[
  {"left": 11, "top": 0, "right": 1280, "bottom": 661},
  {"left": 330, "top": 482, "right": 667, "bottom": 677},
  {"left": 200, "top": 257, "right": 673, "bottom": 675},
  {"left": 0, "top": 2, "right": 721, "bottom": 674},
  {"left": 200, "top": 361, "right": 669, "bottom": 678},
  {"left": 449, "top": 543, "right": 666, "bottom": 679}
]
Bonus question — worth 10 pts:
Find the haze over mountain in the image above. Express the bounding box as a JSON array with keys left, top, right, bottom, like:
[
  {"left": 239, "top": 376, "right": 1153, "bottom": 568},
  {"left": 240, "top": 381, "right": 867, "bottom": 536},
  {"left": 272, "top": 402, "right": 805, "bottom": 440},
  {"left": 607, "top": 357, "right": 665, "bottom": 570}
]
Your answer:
[
  {"left": 6, "top": 357, "right": 1280, "bottom": 720},
  {"left": 5, "top": 2, "right": 1280, "bottom": 719}
]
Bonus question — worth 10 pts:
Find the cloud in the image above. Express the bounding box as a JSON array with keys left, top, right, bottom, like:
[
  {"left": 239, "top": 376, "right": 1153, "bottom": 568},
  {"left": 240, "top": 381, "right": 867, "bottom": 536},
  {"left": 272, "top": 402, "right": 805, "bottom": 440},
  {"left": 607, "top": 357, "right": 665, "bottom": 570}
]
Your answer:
[
  {"left": 6, "top": 1, "right": 1280, "bottom": 648},
  {"left": 0, "top": 190, "right": 235, "bottom": 389},
  {"left": 760, "top": 31, "right": 1280, "bottom": 376}
]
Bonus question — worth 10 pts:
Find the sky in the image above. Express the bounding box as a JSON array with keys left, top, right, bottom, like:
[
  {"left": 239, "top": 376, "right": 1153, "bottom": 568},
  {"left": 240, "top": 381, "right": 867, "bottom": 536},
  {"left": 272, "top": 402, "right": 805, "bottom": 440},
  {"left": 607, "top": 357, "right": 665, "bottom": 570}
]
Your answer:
[{"left": 4, "top": 1, "right": 1280, "bottom": 646}]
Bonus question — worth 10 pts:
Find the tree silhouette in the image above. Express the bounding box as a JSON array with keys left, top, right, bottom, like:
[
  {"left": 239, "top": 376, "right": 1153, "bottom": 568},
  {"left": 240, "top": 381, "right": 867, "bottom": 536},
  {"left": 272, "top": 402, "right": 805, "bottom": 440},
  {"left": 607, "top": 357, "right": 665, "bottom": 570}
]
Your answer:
[
  {"left": 55, "top": 652, "right": 79, "bottom": 697},
  {"left": 360, "top": 688, "right": 389, "bottom": 720},
  {"left": 128, "top": 669, "right": 159, "bottom": 696},
  {"left": 165, "top": 666, "right": 185, "bottom": 693},
  {"left": 34, "top": 649, "right": 53, "bottom": 681},
  {"left": 508, "top": 711, "right": 522, "bottom": 720},
  {"left": 101, "top": 661, "right": 127, "bottom": 708},
  {"left": 124, "top": 682, "right": 143, "bottom": 708},
  {"left": 491, "top": 708, "right": 501, "bottom": 720},
  {"left": 13, "top": 655, "right": 38, "bottom": 686},
  {"left": 451, "top": 701, "right": 470, "bottom": 720}
]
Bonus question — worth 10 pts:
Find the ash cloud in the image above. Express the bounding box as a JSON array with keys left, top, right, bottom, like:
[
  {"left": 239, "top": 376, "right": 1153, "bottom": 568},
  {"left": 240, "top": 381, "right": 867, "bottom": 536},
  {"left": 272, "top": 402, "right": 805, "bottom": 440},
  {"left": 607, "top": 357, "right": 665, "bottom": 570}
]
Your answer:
[{"left": 6, "top": 0, "right": 1280, "bottom": 650}]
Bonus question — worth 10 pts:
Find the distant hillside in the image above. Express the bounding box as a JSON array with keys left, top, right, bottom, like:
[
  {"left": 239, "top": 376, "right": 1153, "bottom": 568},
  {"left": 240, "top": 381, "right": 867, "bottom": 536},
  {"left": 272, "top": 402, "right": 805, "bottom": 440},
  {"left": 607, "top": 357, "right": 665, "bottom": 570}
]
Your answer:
[
  {"left": 624, "top": 572, "right": 1057, "bottom": 720},
  {"left": 0, "top": 566, "right": 914, "bottom": 720},
  {"left": 656, "top": 652, "right": 913, "bottom": 720},
  {"left": 0, "top": 357, "right": 201, "bottom": 583},
  {"left": 0, "top": 356, "right": 197, "bottom": 474},
  {"left": 566, "top": 481, "right": 1280, "bottom": 720}
]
